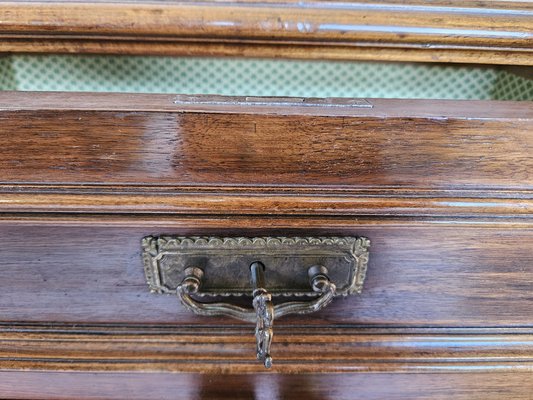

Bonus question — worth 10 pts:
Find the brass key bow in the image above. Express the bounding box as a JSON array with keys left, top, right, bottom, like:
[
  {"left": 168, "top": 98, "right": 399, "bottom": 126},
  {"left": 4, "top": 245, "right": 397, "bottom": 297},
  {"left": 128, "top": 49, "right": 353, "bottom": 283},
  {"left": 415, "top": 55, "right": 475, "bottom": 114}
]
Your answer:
[{"left": 250, "top": 262, "right": 274, "bottom": 368}]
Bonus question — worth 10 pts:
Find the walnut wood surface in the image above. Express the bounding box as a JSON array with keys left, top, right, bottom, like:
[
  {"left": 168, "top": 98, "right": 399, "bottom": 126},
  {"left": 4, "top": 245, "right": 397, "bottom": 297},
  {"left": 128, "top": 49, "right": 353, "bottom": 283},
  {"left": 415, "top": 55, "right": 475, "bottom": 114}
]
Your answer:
[
  {"left": 0, "top": 221, "right": 531, "bottom": 326},
  {"left": 0, "top": 1, "right": 532, "bottom": 65},
  {"left": 0, "top": 91, "right": 532, "bottom": 396},
  {"left": 0, "top": 92, "right": 531, "bottom": 327},
  {"left": 1, "top": 109, "right": 531, "bottom": 193},
  {"left": 0, "top": 93, "right": 532, "bottom": 220},
  {"left": 0, "top": 324, "right": 532, "bottom": 373},
  {"left": 1, "top": 371, "right": 532, "bottom": 400}
]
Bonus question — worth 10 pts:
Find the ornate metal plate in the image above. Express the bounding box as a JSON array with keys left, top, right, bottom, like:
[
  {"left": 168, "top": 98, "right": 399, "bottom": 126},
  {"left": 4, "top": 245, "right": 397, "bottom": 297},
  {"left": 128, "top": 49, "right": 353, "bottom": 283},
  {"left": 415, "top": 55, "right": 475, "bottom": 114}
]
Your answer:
[{"left": 142, "top": 236, "right": 370, "bottom": 297}]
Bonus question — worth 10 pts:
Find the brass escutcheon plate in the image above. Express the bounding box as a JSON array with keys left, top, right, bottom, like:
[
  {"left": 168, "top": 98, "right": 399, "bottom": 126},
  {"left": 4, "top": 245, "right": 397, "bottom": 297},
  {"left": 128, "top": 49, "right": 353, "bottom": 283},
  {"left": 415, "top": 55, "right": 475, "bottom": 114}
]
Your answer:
[{"left": 142, "top": 236, "right": 370, "bottom": 297}]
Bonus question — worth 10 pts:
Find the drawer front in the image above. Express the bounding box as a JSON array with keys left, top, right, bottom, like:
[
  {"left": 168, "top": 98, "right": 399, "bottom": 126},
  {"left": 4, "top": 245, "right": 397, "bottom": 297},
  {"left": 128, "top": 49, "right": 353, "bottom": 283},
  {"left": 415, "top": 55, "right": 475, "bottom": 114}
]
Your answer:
[
  {"left": 1, "top": 372, "right": 533, "bottom": 400},
  {"left": 0, "top": 94, "right": 532, "bottom": 192},
  {"left": 1, "top": 221, "right": 532, "bottom": 327},
  {"left": 0, "top": 218, "right": 532, "bottom": 379}
]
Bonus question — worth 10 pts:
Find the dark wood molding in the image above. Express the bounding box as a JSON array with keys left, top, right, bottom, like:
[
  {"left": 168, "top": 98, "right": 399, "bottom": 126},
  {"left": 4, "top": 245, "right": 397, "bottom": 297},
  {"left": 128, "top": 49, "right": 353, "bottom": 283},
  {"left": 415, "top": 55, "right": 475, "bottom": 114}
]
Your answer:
[
  {"left": 0, "top": 189, "right": 531, "bottom": 217},
  {"left": 0, "top": 324, "right": 532, "bottom": 374},
  {"left": 0, "top": 1, "right": 532, "bottom": 65}
]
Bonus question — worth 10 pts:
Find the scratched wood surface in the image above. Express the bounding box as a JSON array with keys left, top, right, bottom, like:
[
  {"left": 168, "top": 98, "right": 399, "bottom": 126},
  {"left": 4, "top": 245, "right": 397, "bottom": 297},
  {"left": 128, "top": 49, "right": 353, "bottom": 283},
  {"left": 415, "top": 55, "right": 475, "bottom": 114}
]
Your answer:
[
  {"left": 0, "top": 0, "right": 532, "bottom": 65},
  {"left": 0, "top": 221, "right": 531, "bottom": 327},
  {"left": 0, "top": 93, "right": 531, "bottom": 196}
]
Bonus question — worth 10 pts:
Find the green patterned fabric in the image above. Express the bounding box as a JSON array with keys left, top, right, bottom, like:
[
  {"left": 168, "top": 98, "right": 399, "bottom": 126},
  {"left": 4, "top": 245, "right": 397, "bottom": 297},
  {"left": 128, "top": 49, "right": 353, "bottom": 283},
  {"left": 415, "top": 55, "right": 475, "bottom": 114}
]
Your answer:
[
  {"left": 0, "top": 55, "right": 531, "bottom": 100},
  {"left": 0, "top": 57, "right": 17, "bottom": 90}
]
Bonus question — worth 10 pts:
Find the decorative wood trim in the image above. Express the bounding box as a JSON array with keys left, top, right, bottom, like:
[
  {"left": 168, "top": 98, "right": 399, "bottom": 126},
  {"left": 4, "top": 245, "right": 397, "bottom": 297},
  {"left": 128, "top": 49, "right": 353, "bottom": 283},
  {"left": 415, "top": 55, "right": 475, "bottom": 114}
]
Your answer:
[
  {"left": 0, "top": 324, "right": 531, "bottom": 374},
  {"left": 1, "top": 213, "right": 532, "bottom": 227},
  {"left": 0, "top": 1, "right": 532, "bottom": 65},
  {"left": 0, "top": 190, "right": 532, "bottom": 217}
]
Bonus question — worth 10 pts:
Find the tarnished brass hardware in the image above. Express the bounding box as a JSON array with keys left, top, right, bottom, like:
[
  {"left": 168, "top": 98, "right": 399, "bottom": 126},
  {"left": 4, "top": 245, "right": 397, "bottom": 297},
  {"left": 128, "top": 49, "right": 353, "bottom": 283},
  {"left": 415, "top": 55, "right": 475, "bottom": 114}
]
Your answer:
[
  {"left": 250, "top": 262, "right": 273, "bottom": 368},
  {"left": 142, "top": 236, "right": 370, "bottom": 368},
  {"left": 175, "top": 262, "right": 337, "bottom": 368}
]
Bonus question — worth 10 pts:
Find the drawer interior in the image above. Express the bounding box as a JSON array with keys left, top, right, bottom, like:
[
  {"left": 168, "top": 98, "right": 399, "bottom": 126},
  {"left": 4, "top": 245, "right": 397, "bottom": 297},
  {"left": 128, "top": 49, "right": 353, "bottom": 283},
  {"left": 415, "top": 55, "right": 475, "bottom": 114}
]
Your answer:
[{"left": 0, "top": 55, "right": 532, "bottom": 100}]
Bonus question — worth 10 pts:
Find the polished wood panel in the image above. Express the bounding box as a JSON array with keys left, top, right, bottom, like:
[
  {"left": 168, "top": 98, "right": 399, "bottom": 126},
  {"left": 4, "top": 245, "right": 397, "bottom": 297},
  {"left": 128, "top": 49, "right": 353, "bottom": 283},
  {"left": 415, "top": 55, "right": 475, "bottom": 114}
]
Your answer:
[
  {"left": 0, "top": 91, "right": 531, "bottom": 396},
  {"left": 1, "top": 371, "right": 533, "bottom": 400},
  {"left": 0, "top": 1, "right": 532, "bottom": 65},
  {"left": 0, "top": 220, "right": 531, "bottom": 326},
  {"left": 0, "top": 94, "right": 532, "bottom": 208}
]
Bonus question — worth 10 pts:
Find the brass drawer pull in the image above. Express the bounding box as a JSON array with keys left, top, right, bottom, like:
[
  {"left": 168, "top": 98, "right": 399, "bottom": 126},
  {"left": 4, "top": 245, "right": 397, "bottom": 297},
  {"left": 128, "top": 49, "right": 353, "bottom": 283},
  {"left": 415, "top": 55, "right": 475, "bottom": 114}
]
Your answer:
[
  {"left": 142, "top": 236, "right": 370, "bottom": 368},
  {"left": 177, "top": 262, "right": 336, "bottom": 368}
]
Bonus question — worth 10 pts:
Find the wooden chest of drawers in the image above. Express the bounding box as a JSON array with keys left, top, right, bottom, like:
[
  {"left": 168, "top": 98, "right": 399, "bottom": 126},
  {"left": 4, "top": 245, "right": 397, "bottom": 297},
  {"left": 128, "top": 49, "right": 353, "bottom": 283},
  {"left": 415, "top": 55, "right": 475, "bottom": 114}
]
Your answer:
[
  {"left": 0, "top": 0, "right": 532, "bottom": 398},
  {"left": 0, "top": 91, "right": 531, "bottom": 398}
]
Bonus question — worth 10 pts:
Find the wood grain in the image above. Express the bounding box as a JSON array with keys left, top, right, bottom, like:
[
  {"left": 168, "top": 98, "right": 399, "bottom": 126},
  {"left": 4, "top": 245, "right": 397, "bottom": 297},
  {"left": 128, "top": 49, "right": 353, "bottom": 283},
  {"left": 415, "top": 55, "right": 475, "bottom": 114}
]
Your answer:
[
  {"left": 0, "top": 220, "right": 531, "bottom": 327},
  {"left": 1, "top": 371, "right": 533, "bottom": 400},
  {"left": 0, "top": 93, "right": 532, "bottom": 218},
  {"left": 3, "top": 109, "right": 529, "bottom": 189},
  {"left": 0, "top": 91, "right": 532, "bottom": 396},
  {"left": 0, "top": 1, "right": 532, "bottom": 65},
  {"left": 2, "top": 187, "right": 533, "bottom": 217},
  {"left": 0, "top": 325, "right": 531, "bottom": 373}
]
